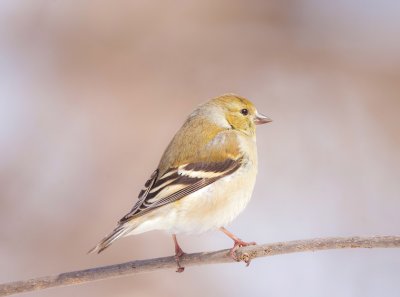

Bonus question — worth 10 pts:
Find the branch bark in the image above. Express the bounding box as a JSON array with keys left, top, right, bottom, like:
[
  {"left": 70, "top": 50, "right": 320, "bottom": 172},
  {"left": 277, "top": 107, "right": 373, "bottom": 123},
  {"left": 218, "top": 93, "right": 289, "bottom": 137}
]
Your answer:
[{"left": 1, "top": 236, "right": 399, "bottom": 297}]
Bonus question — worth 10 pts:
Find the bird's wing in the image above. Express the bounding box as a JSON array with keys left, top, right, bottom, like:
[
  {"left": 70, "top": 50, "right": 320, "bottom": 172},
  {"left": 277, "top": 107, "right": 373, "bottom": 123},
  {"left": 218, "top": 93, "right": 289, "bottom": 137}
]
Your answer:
[{"left": 119, "top": 156, "right": 243, "bottom": 223}]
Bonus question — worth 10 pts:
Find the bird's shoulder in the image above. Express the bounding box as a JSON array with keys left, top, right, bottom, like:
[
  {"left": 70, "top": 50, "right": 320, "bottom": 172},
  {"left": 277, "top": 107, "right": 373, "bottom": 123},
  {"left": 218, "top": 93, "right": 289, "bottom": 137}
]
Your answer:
[{"left": 157, "top": 116, "right": 242, "bottom": 175}]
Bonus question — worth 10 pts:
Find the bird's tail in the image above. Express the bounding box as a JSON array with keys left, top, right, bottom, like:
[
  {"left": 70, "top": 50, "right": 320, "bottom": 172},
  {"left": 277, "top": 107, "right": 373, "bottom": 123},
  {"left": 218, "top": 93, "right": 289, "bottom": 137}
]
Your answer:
[{"left": 88, "top": 224, "right": 133, "bottom": 254}]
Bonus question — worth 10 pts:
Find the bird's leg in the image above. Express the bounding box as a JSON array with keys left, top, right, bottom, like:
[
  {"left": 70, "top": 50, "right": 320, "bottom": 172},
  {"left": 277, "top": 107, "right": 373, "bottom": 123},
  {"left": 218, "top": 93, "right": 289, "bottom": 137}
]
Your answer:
[
  {"left": 220, "top": 227, "right": 256, "bottom": 264},
  {"left": 172, "top": 234, "right": 185, "bottom": 273}
]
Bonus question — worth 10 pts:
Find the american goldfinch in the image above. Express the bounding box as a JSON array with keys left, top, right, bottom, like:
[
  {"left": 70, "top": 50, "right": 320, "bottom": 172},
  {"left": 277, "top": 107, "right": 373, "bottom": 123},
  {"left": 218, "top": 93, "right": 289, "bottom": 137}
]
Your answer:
[{"left": 89, "top": 94, "right": 271, "bottom": 272}]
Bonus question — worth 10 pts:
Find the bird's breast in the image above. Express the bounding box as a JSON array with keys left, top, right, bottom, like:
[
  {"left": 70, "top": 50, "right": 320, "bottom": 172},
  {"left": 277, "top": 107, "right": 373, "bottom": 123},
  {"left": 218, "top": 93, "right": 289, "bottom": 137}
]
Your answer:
[{"left": 168, "top": 142, "right": 258, "bottom": 234}]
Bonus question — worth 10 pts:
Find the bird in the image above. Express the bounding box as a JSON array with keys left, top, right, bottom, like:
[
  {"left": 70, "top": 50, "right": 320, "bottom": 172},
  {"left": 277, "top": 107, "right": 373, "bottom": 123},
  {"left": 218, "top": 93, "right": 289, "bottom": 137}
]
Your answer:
[{"left": 89, "top": 94, "right": 271, "bottom": 272}]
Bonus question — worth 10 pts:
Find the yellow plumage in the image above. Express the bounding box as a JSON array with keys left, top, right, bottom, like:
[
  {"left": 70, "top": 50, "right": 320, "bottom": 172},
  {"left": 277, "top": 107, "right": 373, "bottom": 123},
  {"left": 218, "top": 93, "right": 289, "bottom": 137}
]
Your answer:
[{"left": 89, "top": 94, "right": 271, "bottom": 271}]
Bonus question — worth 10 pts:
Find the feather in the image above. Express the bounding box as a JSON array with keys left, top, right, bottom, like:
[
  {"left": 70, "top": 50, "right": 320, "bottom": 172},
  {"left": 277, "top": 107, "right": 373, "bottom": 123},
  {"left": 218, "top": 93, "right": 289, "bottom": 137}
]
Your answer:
[
  {"left": 119, "top": 157, "right": 243, "bottom": 223},
  {"left": 88, "top": 224, "right": 134, "bottom": 254}
]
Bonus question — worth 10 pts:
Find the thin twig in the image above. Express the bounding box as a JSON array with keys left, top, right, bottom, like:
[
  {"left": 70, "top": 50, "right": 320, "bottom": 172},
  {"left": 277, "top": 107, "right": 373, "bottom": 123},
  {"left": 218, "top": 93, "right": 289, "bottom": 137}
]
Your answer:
[{"left": 1, "top": 236, "right": 399, "bottom": 296}]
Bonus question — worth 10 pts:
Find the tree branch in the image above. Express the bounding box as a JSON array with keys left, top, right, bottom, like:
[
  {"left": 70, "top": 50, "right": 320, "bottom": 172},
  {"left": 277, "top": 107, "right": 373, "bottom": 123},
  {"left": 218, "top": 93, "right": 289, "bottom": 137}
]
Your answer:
[{"left": 1, "top": 236, "right": 399, "bottom": 296}]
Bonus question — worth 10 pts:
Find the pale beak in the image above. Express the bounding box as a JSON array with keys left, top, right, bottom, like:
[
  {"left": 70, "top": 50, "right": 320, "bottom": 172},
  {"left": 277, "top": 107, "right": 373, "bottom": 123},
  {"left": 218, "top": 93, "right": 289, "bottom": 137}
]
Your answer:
[{"left": 254, "top": 111, "right": 272, "bottom": 125}]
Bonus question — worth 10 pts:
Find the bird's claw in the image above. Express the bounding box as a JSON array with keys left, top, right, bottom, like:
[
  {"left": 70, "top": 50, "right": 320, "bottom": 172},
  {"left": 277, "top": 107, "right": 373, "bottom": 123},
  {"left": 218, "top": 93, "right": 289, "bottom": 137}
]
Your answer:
[
  {"left": 229, "top": 239, "right": 256, "bottom": 265},
  {"left": 176, "top": 266, "right": 185, "bottom": 273},
  {"left": 175, "top": 250, "right": 185, "bottom": 273}
]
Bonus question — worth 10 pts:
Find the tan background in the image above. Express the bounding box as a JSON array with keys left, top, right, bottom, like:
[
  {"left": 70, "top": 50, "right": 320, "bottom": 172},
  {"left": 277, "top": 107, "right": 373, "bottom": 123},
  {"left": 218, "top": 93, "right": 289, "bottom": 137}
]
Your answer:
[{"left": 1, "top": 1, "right": 400, "bottom": 296}]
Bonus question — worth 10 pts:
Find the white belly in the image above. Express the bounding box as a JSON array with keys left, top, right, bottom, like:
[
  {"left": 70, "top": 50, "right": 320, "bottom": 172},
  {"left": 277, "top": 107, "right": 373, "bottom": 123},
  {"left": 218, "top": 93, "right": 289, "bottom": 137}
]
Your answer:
[
  {"left": 129, "top": 159, "right": 257, "bottom": 235},
  {"left": 172, "top": 163, "right": 257, "bottom": 234}
]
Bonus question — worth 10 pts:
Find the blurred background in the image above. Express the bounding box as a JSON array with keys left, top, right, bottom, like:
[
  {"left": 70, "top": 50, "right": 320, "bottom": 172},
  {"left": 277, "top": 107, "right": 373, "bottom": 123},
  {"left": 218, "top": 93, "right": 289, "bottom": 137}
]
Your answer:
[{"left": 1, "top": 1, "right": 399, "bottom": 296}]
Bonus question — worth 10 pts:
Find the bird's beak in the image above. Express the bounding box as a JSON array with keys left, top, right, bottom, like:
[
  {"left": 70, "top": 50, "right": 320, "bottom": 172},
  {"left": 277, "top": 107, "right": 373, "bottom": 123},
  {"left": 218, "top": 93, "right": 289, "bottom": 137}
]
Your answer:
[{"left": 254, "top": 111, "right": 272, "bottom": 125}]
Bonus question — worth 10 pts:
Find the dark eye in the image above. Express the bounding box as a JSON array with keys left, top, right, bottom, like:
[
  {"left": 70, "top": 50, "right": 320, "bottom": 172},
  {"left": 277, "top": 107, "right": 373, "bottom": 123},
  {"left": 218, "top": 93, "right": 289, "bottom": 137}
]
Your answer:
[{"left": 240, "top": 108, "right": 249, "bottom": 116}]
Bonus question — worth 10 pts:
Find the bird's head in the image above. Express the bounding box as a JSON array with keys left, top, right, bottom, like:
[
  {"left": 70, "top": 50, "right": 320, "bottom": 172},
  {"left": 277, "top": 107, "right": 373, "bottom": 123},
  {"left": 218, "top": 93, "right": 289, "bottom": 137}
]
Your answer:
[{"left": 207, "top": 94, "right": 272, "bottom": 136}]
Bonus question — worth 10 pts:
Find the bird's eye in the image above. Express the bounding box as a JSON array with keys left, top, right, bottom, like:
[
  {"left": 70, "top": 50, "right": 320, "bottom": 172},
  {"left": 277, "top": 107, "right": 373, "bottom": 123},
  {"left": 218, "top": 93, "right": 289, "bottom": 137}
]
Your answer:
[{"left": 240, "top": 108, "right": 249, "bottom": 116}]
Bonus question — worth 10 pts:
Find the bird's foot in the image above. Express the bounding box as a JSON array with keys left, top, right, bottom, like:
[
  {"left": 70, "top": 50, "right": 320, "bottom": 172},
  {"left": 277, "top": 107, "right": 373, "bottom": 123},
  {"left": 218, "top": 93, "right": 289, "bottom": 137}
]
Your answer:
[
  {"left": 230, "top": 239, "right": 256, "bottom": 265},
  {"left": 172, "top": 234, "right": 186, "bottom": 272},
  {"left": 174, "top": 248, "right": 185, "bottom": 273},
  {"left": 219, "top": 227, "right": 256, "bottom": 266}
]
